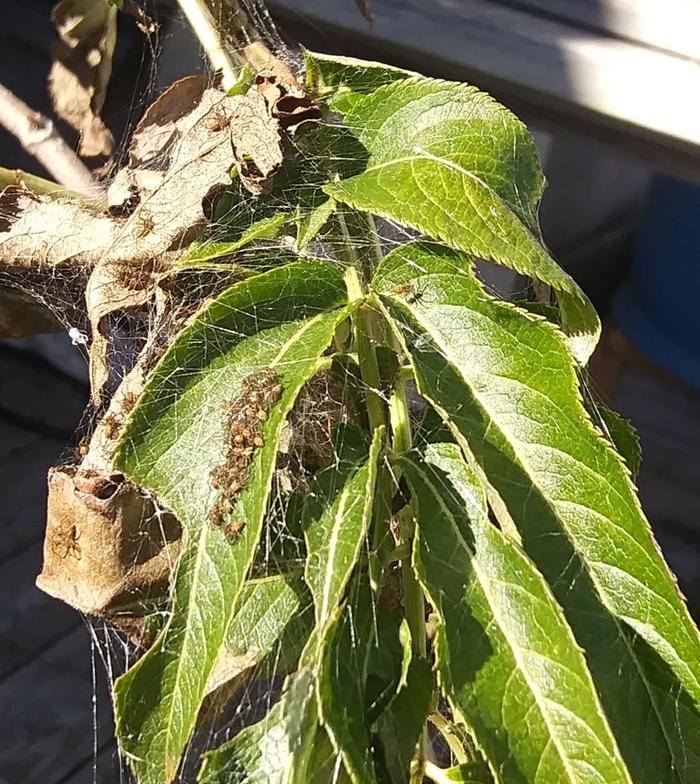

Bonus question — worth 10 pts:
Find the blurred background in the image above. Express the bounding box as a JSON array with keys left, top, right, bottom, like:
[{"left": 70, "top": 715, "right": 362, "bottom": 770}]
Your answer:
[{"left": 1, "top": 1, "right": 699, "bottom": 782}]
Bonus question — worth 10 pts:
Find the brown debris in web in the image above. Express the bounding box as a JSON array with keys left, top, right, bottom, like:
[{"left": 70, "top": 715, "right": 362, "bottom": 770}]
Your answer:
[
  {"left": 1, "top": 53, "right": 317, "bottom": 403},
  {"left": 277, "top": 369, "right": 357, "bottom": 493},
  {"left": 208, "top": 370, "right": 284, "bottom": 536},
  {"left": 37, "top": 466, "right": 182, "bottom": 616}
]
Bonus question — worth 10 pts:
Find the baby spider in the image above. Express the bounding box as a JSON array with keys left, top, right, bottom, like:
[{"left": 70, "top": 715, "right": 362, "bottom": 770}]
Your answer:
[
  {"left": 103, "top": 414, "right": 121, "bottom": 440},
  {"left": 206, "top": 107, "right": 230, "bottom": 133},
  {"left": 133, "top": 211, "right": 155, "bottom": 239},
  {"left": 224, "top": 519, "right": 246, "bottom": 540},
  {"left": 388, "top": 282, "right": 424, "bottom": 305},
  {"left": 122, "top": 391, "right": 139, "bottom": 412},
  {"left": 75, "top": 438, "right": 90, "bottom": 460},
  {"left": 50, "top": 523, "right": 82, "bottom": 560}
]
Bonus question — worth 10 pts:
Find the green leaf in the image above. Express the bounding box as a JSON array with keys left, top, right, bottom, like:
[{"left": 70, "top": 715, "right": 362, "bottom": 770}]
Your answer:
[
  {"left": 318, "top": 580, "right": 379, "bottom": 784},
  {"left": 179, "top": 213, "right": 289, "bottom": 266},
  {"left": 304, "top": 50, "right": 417, "bottom": 113},
  {"left": 303, "top": 426, "right": 385, "bottom": 627},
  {"left": 437, "top": 762, "right": 495, "bottom": 783},
  {"left": 113, "top": 261, "right": 348, "bottom": 784},
  {"left": 326, "top": 77, "right": 599, "bottom": 362},
  {"left": 376, "top": 242, "right": 700, "bottom": 783},
  {"left": 296, "top": 196, "right": 336, "bottom": 251},
  {"left": 304, "top": 729, "right": 352, "bottom": 784},
  {"left": 590, "top": 403, "right": 642, "bottom": 480},
  {"left": 401, "top": 442, "right": 632, "bottom": 784},
  {"left": 198, "top": 667, "right": 318, "bottom": 784},
  {"left": 374, "top": 652, "right": 433, "bottom": 783},
  {"left": 203, "top": 574, "right": 313, "bottom": 714},
  {"left": 365, "top": 614, "right": 412, "bottom": 723}
]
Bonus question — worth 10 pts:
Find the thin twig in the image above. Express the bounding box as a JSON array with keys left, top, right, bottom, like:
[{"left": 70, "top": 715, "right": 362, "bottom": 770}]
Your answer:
[
  {"left": 0, "top": 82, "right": 100, "bottom": 197},
  {"left": 423, "top": 761, "right": 456, "bottom": 784},
  {"left": 176, "top": 0, "right": 246, "bottom": 90}
]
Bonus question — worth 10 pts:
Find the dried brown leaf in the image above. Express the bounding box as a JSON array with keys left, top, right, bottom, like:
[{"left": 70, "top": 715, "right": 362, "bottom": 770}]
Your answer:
[
  {"left": 37, "top": 466, "right": 182, "bottom": 616},
  {"left": 49, "top": 0, "right": 117, "bottom": 157},
  {"left": 0, "top": 186, "right": 116, "bottom": 269},
  {"left": 3, "top": 58, "right": 312, "bottom": 400}
]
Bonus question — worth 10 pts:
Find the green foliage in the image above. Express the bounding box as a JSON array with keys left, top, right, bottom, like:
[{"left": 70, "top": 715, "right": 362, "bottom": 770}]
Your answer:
[{"left": 111, "top": 52, "right": 700, "bottom": 783}]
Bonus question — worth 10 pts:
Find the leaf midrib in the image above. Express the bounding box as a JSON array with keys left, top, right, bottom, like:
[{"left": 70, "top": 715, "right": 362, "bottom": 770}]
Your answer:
[{"left": 164, "top": 524, "right": 211, "bottom": 779}]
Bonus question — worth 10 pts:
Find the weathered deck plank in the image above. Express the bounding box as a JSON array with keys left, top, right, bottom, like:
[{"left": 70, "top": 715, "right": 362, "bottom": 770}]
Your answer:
[
  {"left": 0, "top": 434, "right": 72, "bottom": 562},
  {"left": 501, "top": 0, "right": 700, "bottom": 60},
  {"left": 0, "top": 341, "right": 94, "bottom": 783},
  {"left": 0, "top": 545, "right": 79, "bottom": 679},
  {"left": 0, "top": 627, "right": 113, "bottom": 784}
]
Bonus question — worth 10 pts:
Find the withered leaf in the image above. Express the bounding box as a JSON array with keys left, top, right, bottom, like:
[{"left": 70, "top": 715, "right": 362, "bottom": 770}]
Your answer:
[
  {"left": 2, "top": 55, "right": 314, "bottom": 401},
  {"left": 229, "top": 89, "right": 284, "bottom": 195},
  {"left": 49, "top": 0, "right": 117, "bottom": 157},
  {"left": 37, "top": 466, "right": 182, "bottom": 616}
]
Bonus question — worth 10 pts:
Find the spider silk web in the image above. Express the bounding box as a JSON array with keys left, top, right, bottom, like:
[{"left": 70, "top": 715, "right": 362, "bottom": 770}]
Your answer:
[{"left": 0, "top": 2, "right": 623, "bottom": 781}]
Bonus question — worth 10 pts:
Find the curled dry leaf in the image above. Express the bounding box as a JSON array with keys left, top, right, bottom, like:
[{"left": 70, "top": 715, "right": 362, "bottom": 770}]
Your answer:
[
  {"left": 49, "top": 0, "right": 117, "bottom": 157},
  {"left": 37, "top": 466, "right": 183, "bottom": 616},
  {"left": 2, "top": 57, "right": 316, "bottom": 401},
  {"left": 0, "top": 186, "right": 115, "bottom": 268}
]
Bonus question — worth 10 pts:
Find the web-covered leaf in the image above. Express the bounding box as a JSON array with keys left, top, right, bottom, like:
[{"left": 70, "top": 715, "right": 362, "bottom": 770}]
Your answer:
[
  {"left": 185, "top": 122, "right": 368, "bottom": 263},
  {"left": 303, "top": 425, "right": 384, "bottom": 627},
  {"left": 317, "top": 579, "right": 379, "bottom": 784},
  {"left": 112, "top": 261, "right": 348, "bottom": 784},
  {"left": 198, "top": 667, "right": 317, "bottom": 784},
  {"left": 305, "top": 50, "right": 417, "bottom": 113},
  {"left": 202, "top": 573, "right": 313, "bottom": 720}
]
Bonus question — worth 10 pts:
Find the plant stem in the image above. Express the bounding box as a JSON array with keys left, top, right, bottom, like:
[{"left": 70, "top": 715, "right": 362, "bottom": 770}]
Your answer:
[
  {"left": 388, "top": 350, "right": 426, "bottom": 651},
  {"left": 336, "top": 209, "right": 373, "bottom": 283},
  {"left": 343, "top": 218, "right": 427, "bottom": 778},
  {"left": 0, "top": 166, "right": 104, "bottom": 208},
  {"left": 0, "top": 82, "right": 99, "bottom": 197},
  {"left": 388, "top": 337, "right": 429, "bottom": 778},
  {"left": 423, "top": 761, "right": 457, "bottom": 784},
  {"left": 364, "top": 212, "right": 385, "bottom": 272},
  {"left": 176, "top": 0, "right": 244, "bottom": 90},
  {"left": 428, "top": 712, "right": 470, "bottom": 764},
  {"left": 344, "top": 267, "right": 387, "bottom": 433}
]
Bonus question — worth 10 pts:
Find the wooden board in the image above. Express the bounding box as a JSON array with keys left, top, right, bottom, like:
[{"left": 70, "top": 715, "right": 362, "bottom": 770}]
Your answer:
[
  {"left": 0, "top": 434, "right": 71, "bottom": 562},
  {"left": 271, "top": 0, "right": 700, "bottom": 174},
  {"left": 0, "top": 627, "right": 113, "bottom": 784},
  {"left": 0, "top": 544, "right": 79, "bottom": 678},
  {"left": 501, "top": 0, "right": 700, "bottom": 60},
  {"left": 0, "top": 345, "right": 87, "bottom": 437},
  {"left": 62, "top": 742, "right": 127, "bottom": 784}
]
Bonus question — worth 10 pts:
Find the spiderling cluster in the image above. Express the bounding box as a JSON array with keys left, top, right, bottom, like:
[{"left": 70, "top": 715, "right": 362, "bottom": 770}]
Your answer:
[{"left": 208, "top": 369, "right": 284, "bottom": 537}]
